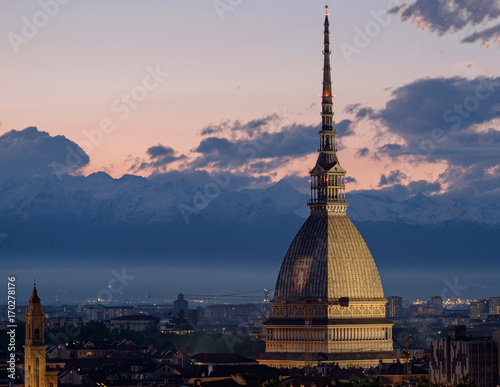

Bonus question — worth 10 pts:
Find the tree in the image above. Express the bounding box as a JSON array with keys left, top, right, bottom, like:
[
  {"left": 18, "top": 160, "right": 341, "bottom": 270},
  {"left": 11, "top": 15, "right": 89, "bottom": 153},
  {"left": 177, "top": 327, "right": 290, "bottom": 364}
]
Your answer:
[
  {"left": 345, "top": 378, "right": 383, "bottom": 387},
  {"left": 77, "top": 321, "right": 111, "bottom": 342},
  {"left": 417, "top": 377, "right": 431, "bottom": 387},
  {"left": 172, "top": 309, "right": 186, "bottom": 325},
  {"left": 457, "top": 374, "right": 477, "bottom": 387},
  {"left": 261, "top": 379, "right": 282, "bottom": 387}
]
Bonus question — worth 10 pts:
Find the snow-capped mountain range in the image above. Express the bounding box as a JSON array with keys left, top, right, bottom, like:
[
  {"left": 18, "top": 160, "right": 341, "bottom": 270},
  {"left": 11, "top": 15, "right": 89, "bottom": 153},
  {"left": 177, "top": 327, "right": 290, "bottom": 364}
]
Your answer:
[{"left": 0, "top": 172, "right": 498, "bottom": 226}]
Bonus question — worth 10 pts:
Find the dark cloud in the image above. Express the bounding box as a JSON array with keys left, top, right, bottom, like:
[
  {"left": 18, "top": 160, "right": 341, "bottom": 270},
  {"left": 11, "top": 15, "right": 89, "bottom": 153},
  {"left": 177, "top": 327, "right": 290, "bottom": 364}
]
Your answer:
[
  {"left": 379, "top": 77, "right": 500, "bottom": 135},
  {"left": 147, "top": 144, "right": 176, "bottom": 158},
  {"left": 356, "top": 147, "right": 370, "bottom": 157},
  {"left": 406, "top": 180, "right": 441, "bottom": 194},
  {"left": 133, "top": 116, "right": 353, "bottom": 184},
  {"left": 130, "top": 144, "right": 185, "bottom": 172},
  {"left": 379, "top": 170, "right": 407, "bottom": 186},
  {"left": 345, "top": 104, "right": 376, "bottom": 120},
  {"left": 195, "top": 137, "right": 233, "bottom": 155},
  {"left": 200, "top": 114, "right": 283, "bottom": 137},
  {"left": 389, "top": 0, "right": 500, "bottom": 46},
  {"left": 439, "top": 162, "right": 500, "bottom": 197},
  {"left": 378, "top": 144, "right": 403, "bottom": 157},
  {"left": 200, "top": 121, "right": 232, "bottom": 136},
  {"left": 0, "top": 127, "right": 89, "bottom": 179},
  {"left": 192, "top": 117, "right": 353, "bottom": 170},
  {"left": 346, "top": 76, "right": 500, "bottom": 197},
  {"left": 367, "top": 76, "right": 500, "bottom": 165},
  {"left": 454, "top": 127, "right": 500, "bottom": 146},
  {"left": 248, "top": 160, "right": 283, "bottom": 174},
  {"left": 335, "top": 119, "right": 354, "bottom": 136},
  {"left": 133, "top": 115, "right": 354, "bottom": 190},
  {"left": 191, "top": 122, "right": 323, "bottom": 169},
  {"left": 461, "top": 23, "right": 500, "bottom": 45}
]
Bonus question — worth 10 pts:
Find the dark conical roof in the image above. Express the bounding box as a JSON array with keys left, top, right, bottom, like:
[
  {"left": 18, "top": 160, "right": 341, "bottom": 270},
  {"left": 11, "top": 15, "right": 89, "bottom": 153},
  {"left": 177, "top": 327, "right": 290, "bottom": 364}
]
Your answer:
[
  {"left": 314, "top": 152, "right": 340, "bottom": 172},
  {"left": 29, "top": 286, "right": 41, "bottom": 304}
]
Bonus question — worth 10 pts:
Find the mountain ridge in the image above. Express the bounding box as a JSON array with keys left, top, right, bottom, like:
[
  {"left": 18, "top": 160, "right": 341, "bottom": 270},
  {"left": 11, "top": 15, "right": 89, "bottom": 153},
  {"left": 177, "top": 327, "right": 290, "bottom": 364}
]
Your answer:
[{"left": 1, "top": 174, "right": 498, "bottom": 226}]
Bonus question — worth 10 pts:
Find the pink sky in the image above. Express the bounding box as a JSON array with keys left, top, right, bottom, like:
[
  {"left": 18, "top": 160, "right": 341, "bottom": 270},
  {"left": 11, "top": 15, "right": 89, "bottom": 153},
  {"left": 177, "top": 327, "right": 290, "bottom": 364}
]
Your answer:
[{"left": 1, "top": 1, "right": 498, "bottom": 191}]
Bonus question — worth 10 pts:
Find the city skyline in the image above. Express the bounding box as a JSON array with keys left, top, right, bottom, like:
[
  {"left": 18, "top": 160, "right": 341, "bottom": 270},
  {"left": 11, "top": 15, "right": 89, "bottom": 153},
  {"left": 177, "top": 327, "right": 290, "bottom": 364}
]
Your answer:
[{"left": 2, "top": 2, "right": 500, "bottom": 383}]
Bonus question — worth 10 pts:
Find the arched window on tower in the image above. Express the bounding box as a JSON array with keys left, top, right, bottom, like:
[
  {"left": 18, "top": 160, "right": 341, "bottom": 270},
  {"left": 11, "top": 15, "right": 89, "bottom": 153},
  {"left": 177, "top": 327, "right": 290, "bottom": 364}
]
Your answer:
[{"left": 34, "top": 328, "right": 40, "bottom": 340}]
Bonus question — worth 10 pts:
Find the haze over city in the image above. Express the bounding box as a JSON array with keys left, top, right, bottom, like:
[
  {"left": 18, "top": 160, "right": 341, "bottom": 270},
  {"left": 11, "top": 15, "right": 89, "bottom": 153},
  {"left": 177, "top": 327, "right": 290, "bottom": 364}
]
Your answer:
[{"left": 1, "top": 0, "right": 499, "bottom": 305}]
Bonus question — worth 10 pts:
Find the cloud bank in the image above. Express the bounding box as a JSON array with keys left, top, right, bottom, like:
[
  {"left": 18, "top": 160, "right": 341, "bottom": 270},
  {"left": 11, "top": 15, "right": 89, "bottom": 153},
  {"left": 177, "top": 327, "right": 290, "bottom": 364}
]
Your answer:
[
  {"left": 131, "top": 115, "right": 352, "bottom": 189},
  {"left": 0, "top": 127, "right": 89, "bottom": 179},
  {"left": 389, "top": 0, "right": 500, "bottom": 47},
  {"left": 347, "top": 75, "right": 500, "bottom": 197}
]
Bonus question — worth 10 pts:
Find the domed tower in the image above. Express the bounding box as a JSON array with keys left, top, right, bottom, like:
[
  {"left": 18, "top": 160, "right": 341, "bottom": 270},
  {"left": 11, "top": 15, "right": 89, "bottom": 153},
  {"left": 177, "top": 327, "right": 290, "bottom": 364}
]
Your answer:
[{"left": 258, "top": 7, "right": 394, "bottom": 369}]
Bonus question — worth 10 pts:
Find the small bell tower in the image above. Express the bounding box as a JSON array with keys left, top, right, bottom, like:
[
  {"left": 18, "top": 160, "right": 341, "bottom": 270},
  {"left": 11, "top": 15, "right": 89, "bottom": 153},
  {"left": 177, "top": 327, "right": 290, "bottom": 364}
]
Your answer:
[{"left": 24, "top": 284, "right": 58, "bottom": 387}]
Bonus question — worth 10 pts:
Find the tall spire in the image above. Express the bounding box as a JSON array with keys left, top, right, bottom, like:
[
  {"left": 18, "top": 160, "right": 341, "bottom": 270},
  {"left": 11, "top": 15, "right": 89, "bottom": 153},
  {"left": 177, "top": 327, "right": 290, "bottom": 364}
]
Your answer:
[
  {"left": 322, "top": 4, "right": 333, "bottom": 135},
  {"left": 318, "top": 5, "right": 335, "bottom": 153},
  {"left": 308, "top": 5, "right": 348, "bottom": 213}
]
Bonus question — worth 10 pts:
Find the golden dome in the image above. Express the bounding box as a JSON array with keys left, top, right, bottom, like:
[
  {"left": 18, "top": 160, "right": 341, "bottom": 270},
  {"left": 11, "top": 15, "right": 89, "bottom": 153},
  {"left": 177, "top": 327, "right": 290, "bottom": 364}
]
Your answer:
[{"left": 273, "top": 211, "right": 386, "bottom": 303}]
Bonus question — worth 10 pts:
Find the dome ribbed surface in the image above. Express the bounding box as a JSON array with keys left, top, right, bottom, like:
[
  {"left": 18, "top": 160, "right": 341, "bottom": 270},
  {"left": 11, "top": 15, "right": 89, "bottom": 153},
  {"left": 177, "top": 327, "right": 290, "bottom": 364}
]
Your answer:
[{"left": 274, "top": 212, "right": 385, "bottom": 302}]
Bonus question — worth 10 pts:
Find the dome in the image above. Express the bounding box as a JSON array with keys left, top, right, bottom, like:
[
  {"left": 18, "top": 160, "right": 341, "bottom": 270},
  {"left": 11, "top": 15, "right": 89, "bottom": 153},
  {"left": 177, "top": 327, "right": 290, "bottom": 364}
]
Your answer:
[{"left": 273, "top": 211, "right": 385, "bottom": 303}]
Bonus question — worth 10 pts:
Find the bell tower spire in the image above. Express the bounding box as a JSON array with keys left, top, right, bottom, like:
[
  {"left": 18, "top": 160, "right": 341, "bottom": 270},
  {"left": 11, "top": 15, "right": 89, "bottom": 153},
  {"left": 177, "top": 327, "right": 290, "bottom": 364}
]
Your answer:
[
  {"left": 24, "top": 284, "right": 47, "bottom": 387},
  {"left": 309, "top": 5, "right": 348, "bottom": 213},
  {"left": 24, "top": 284, "right": 59, "bottom": 387}
]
